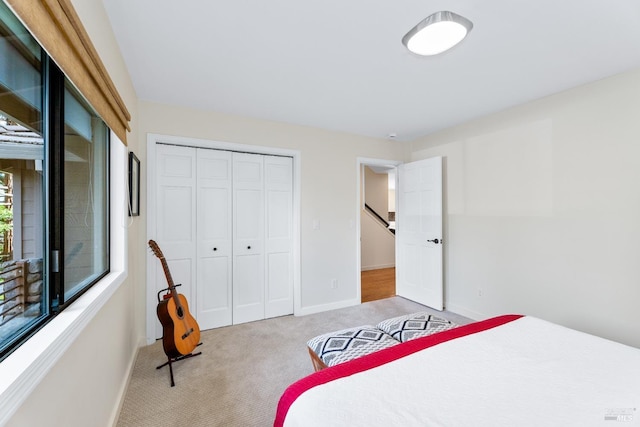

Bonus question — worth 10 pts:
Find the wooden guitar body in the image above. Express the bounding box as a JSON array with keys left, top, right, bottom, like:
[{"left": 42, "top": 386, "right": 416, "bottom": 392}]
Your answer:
[
  {"left": 156, "top": 294, "right": 201, "bottom": 358},
  {"left": 149, "top": 239, "right": 201, "bottom": 359}
]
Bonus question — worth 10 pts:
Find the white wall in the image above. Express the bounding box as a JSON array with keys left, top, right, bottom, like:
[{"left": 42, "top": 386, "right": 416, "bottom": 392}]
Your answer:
[
  {"left": 139, "top": 101, "right": 405, "bottom": 314},
  {"left": 364, "top": 166, "right": 388, "bottom": 217},
  {"left": 411, "top": 68, "right": 640, "bottom": 348},
  {"left": 360, "top": 211, "right": 395, "bottom": 271}
]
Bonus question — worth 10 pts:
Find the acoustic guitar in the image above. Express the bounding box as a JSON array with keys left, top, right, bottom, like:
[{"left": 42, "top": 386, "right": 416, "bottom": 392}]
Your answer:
[{"left": 149, "top": 239, "right": 201, "bottom": 358}]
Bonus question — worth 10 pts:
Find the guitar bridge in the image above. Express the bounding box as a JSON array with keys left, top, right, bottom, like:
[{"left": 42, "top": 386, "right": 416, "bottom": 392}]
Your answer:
[{"left": 182, "top": 328, "right": 194, "bottom": 340}]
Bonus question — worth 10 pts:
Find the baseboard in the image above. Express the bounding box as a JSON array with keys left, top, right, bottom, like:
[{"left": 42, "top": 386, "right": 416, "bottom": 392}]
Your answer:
[
  {"left": 296, "top": 298, "right": 360, "bottom": 317},
  {"left": 108, "top": 342, "right": 143, "bottom": 427},
  {"left": 445, "top": 303, "right": 486, "bottom": 321},
  {"left": 361, "top": 263, "right": 395, "bottom": 271}
]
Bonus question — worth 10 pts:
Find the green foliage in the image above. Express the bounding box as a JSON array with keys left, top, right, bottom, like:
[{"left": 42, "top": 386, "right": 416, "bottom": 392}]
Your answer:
[{"left": 0, "top": 205, "right": 12, "bottom": 233}]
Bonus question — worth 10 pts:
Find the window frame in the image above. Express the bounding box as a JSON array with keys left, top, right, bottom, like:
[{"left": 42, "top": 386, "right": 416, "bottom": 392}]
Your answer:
[
  {"left": 0, "top": 49, "right": 111, "bottom": 360},
  {"left": 0, "top": 0, "right": 129, "bottom": 421},
  {"left": 0, "top": 133, "right": 126, "bottom": 426}
]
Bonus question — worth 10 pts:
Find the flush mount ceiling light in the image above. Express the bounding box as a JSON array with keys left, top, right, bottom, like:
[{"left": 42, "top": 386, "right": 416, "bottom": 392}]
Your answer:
[{"left": 402, "top": 11, "right": 473, "bottom": 56}]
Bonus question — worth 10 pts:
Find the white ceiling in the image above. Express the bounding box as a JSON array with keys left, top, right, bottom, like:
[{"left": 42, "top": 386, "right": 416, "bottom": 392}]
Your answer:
[{"left": 103, "top": 0, "right": 640, "bottom": 142}]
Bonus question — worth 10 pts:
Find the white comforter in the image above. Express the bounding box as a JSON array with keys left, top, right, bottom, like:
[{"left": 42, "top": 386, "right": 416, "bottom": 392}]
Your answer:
[{"left": 275, "top": 315, "right": 640, "bottom": 427}]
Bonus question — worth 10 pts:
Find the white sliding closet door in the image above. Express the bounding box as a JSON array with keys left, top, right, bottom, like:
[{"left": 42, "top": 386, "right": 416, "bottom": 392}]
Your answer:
[
  {"left": 154, "top": 144, "right": 197, "bottom": 339},
  {"left": 152, "top": 144, "right": 294, "bottom": 336},
  {"left": 197, "top": 149, "right": 233, "bottom": 329},
  {"left": 232, "top": 153, "right": 265, "bottom": 324},
  {"left": 265, "top": 155, "right": 294, "bottom": 318}
]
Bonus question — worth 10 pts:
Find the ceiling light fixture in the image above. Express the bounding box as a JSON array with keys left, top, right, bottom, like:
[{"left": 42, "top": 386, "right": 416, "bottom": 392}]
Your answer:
[{"left": 402, "top": 11, "right": 473, "bottom": 56}]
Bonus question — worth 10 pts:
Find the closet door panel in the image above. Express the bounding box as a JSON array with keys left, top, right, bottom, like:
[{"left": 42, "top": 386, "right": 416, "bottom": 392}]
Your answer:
[
  {"left": 267, "top": 252, "right": 290, "bottom": 299},
  {"left": 264, "top": 156, "right": 294, "bottom": 318},
  {"left": 199, "top": 256, "right": 230, "bottom": 315},
  {"left": 232, "top": 153, "right": 265, "bottom": 324},
  {"left": 197, "top": 149, "right": 233, "bottom": 329},
  {"left": 233, "top": 252, "right": 263, "bottom": 323},
  {"left": 160, "top": 187, "right": 192, "bottom": 241},
  {"left": 155, "top": 144, "right": 197, "bottom": 339},
  {"left": 235, "top": 190, "right": 263, "bottom": 245}
]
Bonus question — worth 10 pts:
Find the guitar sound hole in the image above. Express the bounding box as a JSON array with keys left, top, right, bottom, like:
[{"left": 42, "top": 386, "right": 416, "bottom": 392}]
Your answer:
[{"left": 176, "top": 306, "right": 184, "bottom": 318}]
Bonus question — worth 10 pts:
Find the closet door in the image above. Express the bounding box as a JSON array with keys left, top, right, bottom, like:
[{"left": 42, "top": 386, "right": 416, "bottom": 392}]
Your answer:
[
  {"left": 196, "top": 149, "right": 233, "bottom": 329},
  {"left": 232, "top": 153, "right": 265, "bottom": 324},
  {"left": 264, "top": 156, "right": 294, "bottom": 318},
  {"left": 155, "top": 144, "right": 197, "bottom": 338}
]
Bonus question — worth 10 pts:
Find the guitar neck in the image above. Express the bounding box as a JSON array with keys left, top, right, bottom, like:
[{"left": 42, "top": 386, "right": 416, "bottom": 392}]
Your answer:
[
  {"left": 159, "top": 258, "right": 175, "bottom": 289},
  {"left": 149, "top": 239, "right": 186, "bottom": 309},
  {"left": 160, "top": 258, "right": 183, "bottom": 305}
]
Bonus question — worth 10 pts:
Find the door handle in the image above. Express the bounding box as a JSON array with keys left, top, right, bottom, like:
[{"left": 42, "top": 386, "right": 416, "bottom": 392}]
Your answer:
[{"left": 427, "top": 238, "right": 442, "bottom": 244}]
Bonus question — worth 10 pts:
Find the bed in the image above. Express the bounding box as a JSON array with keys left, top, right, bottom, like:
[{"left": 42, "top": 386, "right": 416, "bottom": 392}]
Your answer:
[{"left": 275, "top": 315, "right": 640, "bottom": 426}]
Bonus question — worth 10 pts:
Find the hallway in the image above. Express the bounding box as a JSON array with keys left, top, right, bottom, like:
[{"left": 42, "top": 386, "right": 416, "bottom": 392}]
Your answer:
[{"left": 361, "top": 267, "right": 395, "bottom": 303}]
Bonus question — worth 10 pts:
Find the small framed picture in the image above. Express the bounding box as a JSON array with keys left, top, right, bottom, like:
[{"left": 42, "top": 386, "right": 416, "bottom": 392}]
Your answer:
[{"left": 128, "top": 152, "right": 140, "bottom": 216}]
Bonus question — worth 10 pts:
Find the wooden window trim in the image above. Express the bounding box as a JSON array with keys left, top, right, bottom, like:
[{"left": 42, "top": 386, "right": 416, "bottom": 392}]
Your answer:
[{"left": 5, "top": 0, "right": 131, "bottom": 144}]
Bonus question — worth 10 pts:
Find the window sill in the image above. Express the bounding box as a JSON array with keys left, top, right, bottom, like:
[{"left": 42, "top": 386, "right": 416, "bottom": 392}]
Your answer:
[
  {"left": 0, "top": 268, "right": 127, "bottom": 425},
  {"left": 0, "top": 131, "right": 128, "bottom": 425}
]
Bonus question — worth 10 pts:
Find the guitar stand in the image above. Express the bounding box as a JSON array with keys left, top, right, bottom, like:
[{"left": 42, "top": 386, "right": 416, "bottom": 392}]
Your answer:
[{"left": 157, "top": 343, "right": 203, "bottom": 387}]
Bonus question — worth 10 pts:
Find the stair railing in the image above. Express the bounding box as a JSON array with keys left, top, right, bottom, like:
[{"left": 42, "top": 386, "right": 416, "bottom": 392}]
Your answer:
[{"left": 364, "top": 203, "right": 395, "bottom": 234}]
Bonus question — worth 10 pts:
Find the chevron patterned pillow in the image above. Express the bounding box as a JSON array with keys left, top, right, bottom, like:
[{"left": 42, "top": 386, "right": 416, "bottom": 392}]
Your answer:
[
  {"left": 307, "top": 326, "right": 400, "bottom": 367},
  {"left": 377, "top": 312, "right": 457, "bottom": 343}
]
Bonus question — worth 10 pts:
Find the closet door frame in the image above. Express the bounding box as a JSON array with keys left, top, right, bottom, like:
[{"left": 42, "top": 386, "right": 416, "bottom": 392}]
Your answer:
[{"left": 145, "top": 134, "right": 301, "bottom": 345}]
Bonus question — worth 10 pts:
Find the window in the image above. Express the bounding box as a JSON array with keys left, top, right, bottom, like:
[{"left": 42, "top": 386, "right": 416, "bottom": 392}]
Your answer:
[
  {"left": 0, "top": 2, "right": 109, "bottom": 360},
  {"left": 62, "top": 82, "right": 109, "bottom": 302}
]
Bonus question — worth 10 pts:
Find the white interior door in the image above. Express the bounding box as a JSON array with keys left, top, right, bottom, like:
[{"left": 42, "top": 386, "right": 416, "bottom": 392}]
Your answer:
[
  {"left": 232, "top": 152, "right": 265, "bottom": 324},
  {"left": 264, "top": 155, "right": 294, "bottom": 318},
  {"left": 154, "top": 144, "right": 197, "bottom": 338},
  {"left": 196, "top": 148, "right": 233, "bottom": 329},
  {"left": 396, "top": 156, "right": 443, "bottom": 310}
]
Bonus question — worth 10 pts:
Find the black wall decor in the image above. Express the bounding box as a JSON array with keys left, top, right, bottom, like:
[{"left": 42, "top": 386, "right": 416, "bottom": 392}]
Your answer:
[{"left": 129, "top": 152, "right": 140, "bottom": 216}]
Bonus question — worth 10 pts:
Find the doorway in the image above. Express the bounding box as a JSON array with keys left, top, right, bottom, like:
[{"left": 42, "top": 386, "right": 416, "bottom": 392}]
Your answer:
[
  {"left": 357, "top": 158, "right": 401, "bottom": 303},
  {"left": 357, "top": 156, "right": 444, "bottom": 310}
]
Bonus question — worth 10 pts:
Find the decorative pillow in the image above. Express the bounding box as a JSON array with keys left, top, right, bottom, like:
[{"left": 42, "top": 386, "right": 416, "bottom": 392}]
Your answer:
[
  {"left": 377, "top": 312, "right": 457, "bottom": 343},
  {"left": 307, "top": 326, "right": 400, "bottom": 367}
]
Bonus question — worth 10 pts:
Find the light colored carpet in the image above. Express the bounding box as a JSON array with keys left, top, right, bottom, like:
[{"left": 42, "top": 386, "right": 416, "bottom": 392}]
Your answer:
[{"left": 115, "top": 297, "right": 472, "bottom": 427}]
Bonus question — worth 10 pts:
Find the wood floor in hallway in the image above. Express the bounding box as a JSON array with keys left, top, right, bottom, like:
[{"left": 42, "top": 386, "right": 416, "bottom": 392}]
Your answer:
[{"left": 361, "top": 267, "right": 396, "bottom": 303}]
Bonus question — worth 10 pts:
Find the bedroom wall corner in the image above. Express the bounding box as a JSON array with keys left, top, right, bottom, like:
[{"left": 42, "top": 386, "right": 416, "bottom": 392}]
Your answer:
[{"left": 410, "top": 68, "right": 640, "bottom": 348}]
